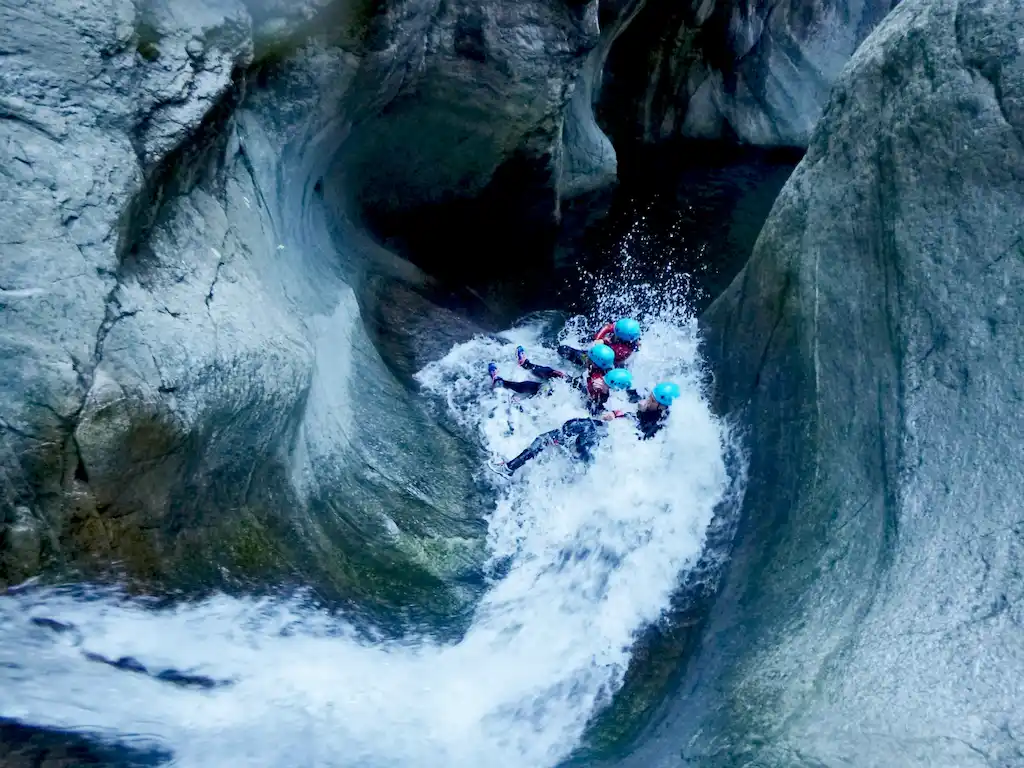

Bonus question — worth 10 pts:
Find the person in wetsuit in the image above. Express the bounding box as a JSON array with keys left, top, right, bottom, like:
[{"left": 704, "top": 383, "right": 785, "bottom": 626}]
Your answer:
[
  {"left": 490, "top": 342, "right": 623, "bottom": 414},
  {"left": 558, "top": 318, "right": 641, "bottom": 370},
  {"left": 599, "top": 381, "right": 681, "bottom": 439},
  {"left": 488, "top": 346, "right": 566, "bottom": 397},
  {"left": 495, "top": 417, "right": 609, "bottom": 476},
  {"left": 490, "top": 379, "right": 680, "bottom": 477}
]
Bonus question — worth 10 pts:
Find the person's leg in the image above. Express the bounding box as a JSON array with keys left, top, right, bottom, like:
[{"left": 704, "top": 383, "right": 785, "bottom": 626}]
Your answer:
[
  {"left": 559, "top": 418, "right": 607, "bottom": 462},
  {"left": 490, "top": 363, "right": 542, "bottom": 396},
  {"left": 495, "top": 378, "right": 542, "bottom": 396},
  {"left": 507, "top": 428, "right": 561, "bottom": 472},
  {"left": 521, "top": 361, "right": 564, "bottom": 380},
  {"left": 557, "top": 344, "right": 589, "bottom": 368},
  {"left": 515, "top": 346, "right": 565, "bottom": 379}
]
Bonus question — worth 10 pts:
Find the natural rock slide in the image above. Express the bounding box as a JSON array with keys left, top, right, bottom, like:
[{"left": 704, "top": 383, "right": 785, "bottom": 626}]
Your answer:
[{"left": 2, "top": 0, "right": 1023, "bottom": 765}]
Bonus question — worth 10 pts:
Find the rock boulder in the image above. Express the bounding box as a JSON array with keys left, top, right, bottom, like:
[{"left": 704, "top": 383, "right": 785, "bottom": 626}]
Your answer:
[
  {"left": 0, "top": 0, "right": 600, "bottom": 609},
  {"left": 669, "top": 0, "right": 1024, "bottom": 763},
  {"left": 599, "top": 0, "right": 898, "bottom": 147}
]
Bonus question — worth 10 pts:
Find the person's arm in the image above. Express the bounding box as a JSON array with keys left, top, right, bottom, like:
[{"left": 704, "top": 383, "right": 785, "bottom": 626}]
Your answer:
[
  {"left": 582, "top": 375, "right": 608, "bottom": 413},
  {"left": 600, "top": 407, "right": 636, "bottom": 422},
  {"left": 626, "top": 387, "right": 643, "bottom": 403}
]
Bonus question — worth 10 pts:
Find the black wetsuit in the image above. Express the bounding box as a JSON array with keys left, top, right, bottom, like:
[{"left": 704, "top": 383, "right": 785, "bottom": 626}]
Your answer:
[
  {"left": 620, "top": 405, "right": 668, "bottom": 439},
  {"left": 493, "top": 361, "right": 563, "bottom": 397},
  {"left": 496, "top": 360, "right": 612, "bottom": 415},
  {"left": 504, "top": 404, "right": 667, "bottom": 474},
  {"left": 556, "top": 344, "right": 591, "bottom": 369},
  {"left": 506, "top": 418, "right": 607, "bottom": 473}
]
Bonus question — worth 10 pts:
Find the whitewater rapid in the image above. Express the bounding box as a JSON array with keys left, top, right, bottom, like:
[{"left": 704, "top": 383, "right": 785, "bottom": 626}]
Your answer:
[{"left": 0, "top": 302, "right": 735, "bottom": 767}]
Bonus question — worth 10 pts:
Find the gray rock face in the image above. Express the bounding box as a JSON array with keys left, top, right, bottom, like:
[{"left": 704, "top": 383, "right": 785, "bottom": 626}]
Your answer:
[
  {"left": 0, "top": 0, "right": 600, "bottom": 604},
  {"left": 339, "top": 0, "right": 601, "bottom": 223},
  {"left": 560, "top": 0, "right": 645, "bottom": 197},
  {"left": 645, "top": 0, "right": 1024, "bottom": 763},
  {"left": 0, "top": 0, "right": 262, "bottom": 582},
  {"left": 599, "top": 0, "right": 898, "bottom": 147}
]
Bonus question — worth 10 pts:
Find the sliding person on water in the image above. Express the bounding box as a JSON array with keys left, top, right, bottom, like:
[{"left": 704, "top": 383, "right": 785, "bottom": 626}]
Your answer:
[
  {"left": 490, "top": 379, "right": 681, "bottom": 477},
  {"left": 489, "top": 341, "right": 630, "bottom": 415},
  {"left": 558, "top": 317, "right": 642, "bottom": 369}
]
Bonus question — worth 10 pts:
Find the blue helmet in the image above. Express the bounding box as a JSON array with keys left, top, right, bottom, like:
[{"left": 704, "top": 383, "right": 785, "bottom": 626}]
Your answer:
[
  {"left": 614, "top": 318, "right": 641, "bottom": 342},
  {"left": 604, "top": 368, "right": 633, "bottom": 391},
  {"left": 652, "top": 381, "right": 680, "bottom": 407},
  {"left": 588, "top": 342, "right": 616, "bottom": 371}
]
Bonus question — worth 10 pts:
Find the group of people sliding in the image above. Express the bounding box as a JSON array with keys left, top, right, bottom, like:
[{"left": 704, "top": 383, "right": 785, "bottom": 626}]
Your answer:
[{"left": 488, "top": 318, "right": 680, "bottom": 477}]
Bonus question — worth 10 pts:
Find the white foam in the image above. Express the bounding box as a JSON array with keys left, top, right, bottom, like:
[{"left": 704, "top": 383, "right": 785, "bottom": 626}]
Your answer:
[{"left": 0, "top": 307, "right": 732, "bottom": 768}]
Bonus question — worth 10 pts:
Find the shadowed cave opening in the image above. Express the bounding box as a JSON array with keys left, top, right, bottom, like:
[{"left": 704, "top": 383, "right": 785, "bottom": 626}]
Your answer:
[{"left": 351, "top": 140, "right": 801, "bottom": 328}]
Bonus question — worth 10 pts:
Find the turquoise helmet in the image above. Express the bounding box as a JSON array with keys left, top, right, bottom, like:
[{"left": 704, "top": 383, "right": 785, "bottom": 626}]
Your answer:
[
  {"left": 588, "top": 342, "right": 616, "bottom": 371},
  {"left": 604, "top": 368, "right": 633, "bottom": 391},
  {"left": 652, "top": 381, "right": 680, "bottom": 406},
  {"left": 614, "top": 318, "right": 641, "bottom": 342}
]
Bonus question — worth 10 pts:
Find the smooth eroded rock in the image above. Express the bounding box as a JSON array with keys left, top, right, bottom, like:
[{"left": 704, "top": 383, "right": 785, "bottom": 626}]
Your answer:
[
  {"left": 599, "top": 0, "right": 898, "bottom": 147},
  {"left": 649, "top": 0, "right": 1024, "bottom": 764},
  {"left": 2, "top": 0, "right": 553, "bottom": 613}
]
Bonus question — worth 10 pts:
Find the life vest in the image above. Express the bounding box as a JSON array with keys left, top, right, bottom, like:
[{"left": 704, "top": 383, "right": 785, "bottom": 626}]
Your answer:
[
  {"left": 585, "top": 368, "right": 609, "bottom": 403},
  {"left": 594, "top": 323, "right": 638, "bottom": 367}
]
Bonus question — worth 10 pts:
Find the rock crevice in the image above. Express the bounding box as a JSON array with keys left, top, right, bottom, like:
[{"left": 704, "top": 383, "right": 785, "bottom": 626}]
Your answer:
[{"left": 598, "top": 0, "right": 900, "bottom": 148}]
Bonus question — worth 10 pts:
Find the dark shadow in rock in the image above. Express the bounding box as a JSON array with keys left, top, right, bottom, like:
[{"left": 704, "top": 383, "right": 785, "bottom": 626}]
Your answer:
[
  {"left": 30, "top": 616, "right": 77, "bottom": 635},
  {"left": 362, "top": 140, "right": 800, "bottom": 337},
  {"left": 153, "top": 668, "right": 222, "bottom": 690},
  {"left": 359, "top": 142, "right": 564, "bottom": 324},
  {"left": 596, "top": 0, "right": 896, "bottom": 147},
  {"left": 80, "top": 651, "right": 227, "bottom": 690}
]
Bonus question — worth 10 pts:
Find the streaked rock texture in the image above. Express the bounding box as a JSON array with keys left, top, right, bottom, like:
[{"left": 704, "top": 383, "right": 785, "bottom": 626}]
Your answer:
[
  {"left": 599, "top": 0, "right": 898, "bottom": 147},
  {"left": 668, "top": 0, "right": 1024, "bottom": 763},
  {"left": 0, "top": 0, "right": 607, "bottom": 607}
]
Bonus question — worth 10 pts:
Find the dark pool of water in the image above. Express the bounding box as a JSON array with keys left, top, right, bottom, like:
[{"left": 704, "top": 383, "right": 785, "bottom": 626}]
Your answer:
[
  {"left": 550, "top": 141, "right": 802, "bottom": 318},
  {"left": 365, "top": 140, "right": 800, "bottom": 330}
]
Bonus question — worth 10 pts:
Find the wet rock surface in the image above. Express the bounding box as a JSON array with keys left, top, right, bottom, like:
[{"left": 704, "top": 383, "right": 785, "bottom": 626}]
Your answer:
[
  {"left": 0, "top": 0, "right": 603, "bottom": 608},
  {"left": 640, "top": 0, "right": 1024, "bottom": 764},
  {"left": 0, "top": 718, "right": 172, "bottom": 768},
  {"left": 599, "top": 0, "right": 898, "bottom": 147},
  {"left": 0, "top": 0, "right": 262, "bottom": 586},
  {"left": 341, "top": 0, "right": 601, "bottom": 218},
  {"left": 6, "top": 0, "right": 1024, "bottom": 764},
  {"left": 346, "top": 0, "right": 618, "bottom": 304}
]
